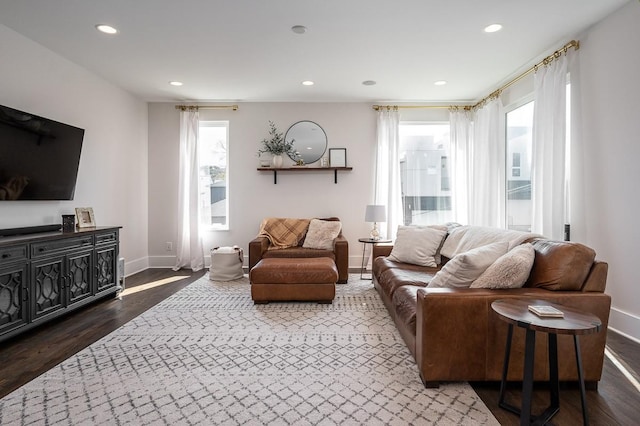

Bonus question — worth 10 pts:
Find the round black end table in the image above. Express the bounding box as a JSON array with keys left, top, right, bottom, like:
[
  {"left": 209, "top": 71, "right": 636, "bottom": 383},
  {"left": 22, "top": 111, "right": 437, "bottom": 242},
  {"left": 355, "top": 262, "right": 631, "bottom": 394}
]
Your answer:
[
  {"left": 358, "top": 237, "right": 391, "bottom": 280},
  {"left": 491, "top": 299, "right": 602, "bottom": 426}
]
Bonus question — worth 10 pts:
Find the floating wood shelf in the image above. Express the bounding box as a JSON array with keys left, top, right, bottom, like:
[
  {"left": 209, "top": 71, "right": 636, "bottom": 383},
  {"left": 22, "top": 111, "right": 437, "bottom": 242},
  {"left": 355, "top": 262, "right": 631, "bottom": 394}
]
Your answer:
[{"left": 257, "top": 166, "right": 353, "bottom": 184}]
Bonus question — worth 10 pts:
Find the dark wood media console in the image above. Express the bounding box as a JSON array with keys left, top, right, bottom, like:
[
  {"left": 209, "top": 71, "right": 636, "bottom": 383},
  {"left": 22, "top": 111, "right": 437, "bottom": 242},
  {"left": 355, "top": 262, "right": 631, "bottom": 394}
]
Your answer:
[{"left": 0, "top": 226, "right": 121, "bottom": 343}]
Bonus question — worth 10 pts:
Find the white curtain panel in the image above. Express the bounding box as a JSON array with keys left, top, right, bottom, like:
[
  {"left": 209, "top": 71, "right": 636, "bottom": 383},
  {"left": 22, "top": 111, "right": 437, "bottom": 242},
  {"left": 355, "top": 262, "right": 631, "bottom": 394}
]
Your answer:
[
  {"left": 374, "top": 108, "right": 402, "bottom": 240},
  {"left": 531, "top": 55, "right": 568, "bottom": 240},
  {"left": 468, "top": 98, "right": 505, "bottom": 227},
  {"left": 174, "top": 109, "right": 204, "bottom": 271},
  {"left": 449, "top": 109, "right": 473, "bottom": 225},
  {"left": 567, "top": 52, "right": 585, "bottom": 241}
]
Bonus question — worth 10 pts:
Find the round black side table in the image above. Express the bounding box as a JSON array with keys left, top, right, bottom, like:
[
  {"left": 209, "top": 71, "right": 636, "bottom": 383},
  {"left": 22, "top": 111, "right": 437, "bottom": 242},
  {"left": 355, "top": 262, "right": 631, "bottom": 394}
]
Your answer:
[
  {"left": 358, "top": 237, "right": 391, "bottom": 280},
  {"left": 491, "top": 299, "right": 602, "bottom": 426}
]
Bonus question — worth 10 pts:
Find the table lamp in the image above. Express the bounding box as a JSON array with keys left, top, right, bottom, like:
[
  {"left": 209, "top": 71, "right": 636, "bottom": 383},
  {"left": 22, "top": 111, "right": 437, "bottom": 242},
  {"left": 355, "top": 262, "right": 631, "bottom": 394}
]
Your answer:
[{"left": 365, "top": 204, "right": 386, "bottom": 240}]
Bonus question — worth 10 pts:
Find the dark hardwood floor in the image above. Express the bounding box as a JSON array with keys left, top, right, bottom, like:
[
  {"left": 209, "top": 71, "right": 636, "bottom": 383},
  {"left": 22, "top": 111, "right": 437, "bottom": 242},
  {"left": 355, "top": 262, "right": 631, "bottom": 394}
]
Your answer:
[{"left": 1, "top": 268, "right": 639, "bottom": 425}]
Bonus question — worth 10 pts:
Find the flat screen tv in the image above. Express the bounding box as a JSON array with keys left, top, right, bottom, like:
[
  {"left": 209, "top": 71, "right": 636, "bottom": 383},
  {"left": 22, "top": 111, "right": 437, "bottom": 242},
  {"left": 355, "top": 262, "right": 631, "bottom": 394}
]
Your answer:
[{"left": 0, "top": 104, "right": 84, "bottom": 200}]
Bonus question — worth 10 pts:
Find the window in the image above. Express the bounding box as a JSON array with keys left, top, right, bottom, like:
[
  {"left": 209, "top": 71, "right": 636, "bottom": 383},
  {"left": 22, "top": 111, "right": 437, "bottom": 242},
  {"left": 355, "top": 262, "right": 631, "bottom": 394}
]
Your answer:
[
  {"left": 399, "top": 123, "right": 452, "bottom": 225},
  {"left": 198, "top": 121, "right": 229, "bottom": 229},
  {"left": 505, "top": 101, "right": 533, "bottom": 232}
]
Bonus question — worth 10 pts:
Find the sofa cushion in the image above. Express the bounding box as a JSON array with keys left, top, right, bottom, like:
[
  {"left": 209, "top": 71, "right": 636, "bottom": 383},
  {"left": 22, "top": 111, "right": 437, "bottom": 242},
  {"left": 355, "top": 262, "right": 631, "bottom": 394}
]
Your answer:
[
  {"left": 428, "top": 241, "right": 509, "bottom": 288},
  {"left": 262, "top": 247, "right": 336, "bottom": 261},
  {"left": 470, "top": 243, "right": 535, "bottom": 289},
  {"left": 373, "top": 257, "right": 439, "bottom": 282},
  {"left": 388, "top": 225, "right": 447, "bottom": 267},
  {"left": 526, "top": 239, "right": 596, "bottom": 291},
  {"left": 440, "top": 225, "right": 538, "bottom": 259},
  {"left": 376, "top": 268, "right": 432, "bottom": 300},
  {"left": 302, "top": 219, "right": 342, "bottom": 250}
]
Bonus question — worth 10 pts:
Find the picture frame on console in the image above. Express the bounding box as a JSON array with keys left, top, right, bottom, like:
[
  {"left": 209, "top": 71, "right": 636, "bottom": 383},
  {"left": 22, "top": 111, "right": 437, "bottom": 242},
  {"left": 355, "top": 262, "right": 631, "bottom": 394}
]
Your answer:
[
  {"left": 75, "top": 207, "right": 96, "bottom": 228},
  {"left": 329, "top": 148, "right": 347, "bottom": 167}
]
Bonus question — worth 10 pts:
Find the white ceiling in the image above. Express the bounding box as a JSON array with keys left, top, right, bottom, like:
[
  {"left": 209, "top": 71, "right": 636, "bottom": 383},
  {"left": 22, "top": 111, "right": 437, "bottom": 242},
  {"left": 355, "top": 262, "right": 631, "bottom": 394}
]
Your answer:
[{"left": 0, "top": 0, "right": 630, "bottom": 103}]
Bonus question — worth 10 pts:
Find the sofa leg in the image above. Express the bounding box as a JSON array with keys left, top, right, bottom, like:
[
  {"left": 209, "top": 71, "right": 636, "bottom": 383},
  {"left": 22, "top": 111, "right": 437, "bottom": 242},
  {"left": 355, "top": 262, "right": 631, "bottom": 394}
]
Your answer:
[
  {"left": 253, "top": 301, "right": 269, "bottom": 305},
  {"left": 420, "top": 375, "right": 440, "bottom": 389}
]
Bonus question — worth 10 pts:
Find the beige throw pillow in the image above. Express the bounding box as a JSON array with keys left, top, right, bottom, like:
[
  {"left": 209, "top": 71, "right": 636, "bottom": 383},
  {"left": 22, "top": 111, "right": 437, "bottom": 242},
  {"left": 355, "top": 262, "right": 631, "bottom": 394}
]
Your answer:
[
  {"left": 302, "top": 219, "right": 342, "bottom": 250},
  {"left": 427, "top": 241, "right": 509, "bottom": 288},
  {"left": 388, "top": 225, "right": 447, "bottom": 267},
  {"left": 471, "top": 243, "right": 535, "bottom": 289}
]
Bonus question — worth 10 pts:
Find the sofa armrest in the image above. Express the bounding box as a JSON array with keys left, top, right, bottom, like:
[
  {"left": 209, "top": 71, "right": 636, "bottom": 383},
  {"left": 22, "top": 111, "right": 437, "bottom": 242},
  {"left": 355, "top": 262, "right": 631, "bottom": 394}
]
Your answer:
[
  {"left": 249, "top": 236, "right": 270, "bottom": 270},
  {"left": 333, "top": 234, "right": 349, "bottom": 284},
  {"left": 414, "top": 288, "right": 611, "bottom": 384},
  {"left": 372, "top": 243, "right": 393, "bottom": 259}
]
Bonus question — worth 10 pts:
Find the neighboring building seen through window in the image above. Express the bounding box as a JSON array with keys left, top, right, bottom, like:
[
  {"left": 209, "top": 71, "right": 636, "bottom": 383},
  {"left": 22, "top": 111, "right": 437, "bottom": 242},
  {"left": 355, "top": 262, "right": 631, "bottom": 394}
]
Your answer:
[
  {"left": 199, "top": 121, "right": 229, "bottom": 229},
  {"left": 399, "top": 123, "right": 452, "bottom": 226},
  {"left": 505, "top": 101, "right": 533, "bottom": 232}
]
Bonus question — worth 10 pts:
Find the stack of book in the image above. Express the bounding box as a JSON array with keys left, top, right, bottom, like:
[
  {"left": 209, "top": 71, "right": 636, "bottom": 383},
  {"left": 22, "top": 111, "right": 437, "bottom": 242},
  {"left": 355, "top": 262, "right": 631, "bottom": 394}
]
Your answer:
[{"left": 528, "top": 305, "right": 564, "bottom": 318}]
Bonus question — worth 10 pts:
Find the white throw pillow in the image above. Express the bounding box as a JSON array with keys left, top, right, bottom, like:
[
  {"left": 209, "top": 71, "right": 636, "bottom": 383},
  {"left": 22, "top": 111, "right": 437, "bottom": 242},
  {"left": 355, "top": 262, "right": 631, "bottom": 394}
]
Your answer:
[
  {"left": 302, "top": 219, "right": 342, "bottom": 250},
  {"left": 388, "top": 226, "right": 447, "bottom": 267},
  {"left": 427, "top": 241, "right": 509, "bottom": 288},
  {"left": 470, "top": 243, "right": 535, "bottom": 289}
]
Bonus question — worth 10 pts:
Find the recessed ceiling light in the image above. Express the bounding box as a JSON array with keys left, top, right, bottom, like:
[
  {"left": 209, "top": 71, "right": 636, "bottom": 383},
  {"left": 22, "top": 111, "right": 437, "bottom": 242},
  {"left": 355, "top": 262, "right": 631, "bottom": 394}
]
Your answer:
[
  {"left": 169, "top": 81, "right": 183, "bottom": 86},
  {"left": 484, "top": 23, "right": 503, "bottom": 33},
  {"left": 302, "top": 80, "right": 314, "bottom": 86},
  {"left": 291, "top": 25, "right": 307, "bottom": 34},
  {"left": 95, "top": 24, "right": 118, "bottom": 34},
  {"left": 434, "top": 80, "right": 447, "bottom": 86},
  {"left": 362, "top": 80, "right": 377, "bottom": 86}
]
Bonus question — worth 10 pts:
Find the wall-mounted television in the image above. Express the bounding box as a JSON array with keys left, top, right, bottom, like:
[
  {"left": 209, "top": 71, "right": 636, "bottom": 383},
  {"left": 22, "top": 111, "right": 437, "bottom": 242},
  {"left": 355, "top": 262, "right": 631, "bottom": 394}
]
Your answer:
[{"left": 0, "top": 104, "right": 84, "bottom": 201}]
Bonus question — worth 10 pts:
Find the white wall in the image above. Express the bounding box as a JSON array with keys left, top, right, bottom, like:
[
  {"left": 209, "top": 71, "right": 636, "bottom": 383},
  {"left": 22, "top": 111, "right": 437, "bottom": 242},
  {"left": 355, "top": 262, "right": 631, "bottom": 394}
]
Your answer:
[
  {"left": 0, "top": 24, "right": 149, "bottom": 274},
  {"left": 148, "top": 102, "right": 374, "bottom": 268},
  {"left": 576, "top": 1, "right": 640, "bottom": 341}
]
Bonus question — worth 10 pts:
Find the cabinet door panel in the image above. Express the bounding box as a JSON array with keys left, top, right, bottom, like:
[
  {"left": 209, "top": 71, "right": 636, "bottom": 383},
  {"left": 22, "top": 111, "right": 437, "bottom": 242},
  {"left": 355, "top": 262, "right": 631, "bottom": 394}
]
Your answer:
[
  {"left": 96, "top": 245, "right": 117, "bottom": 294},
  {"left": 31, "top": 258, "right": 65, "bottom": 321},
  {"left": 0, "top": 263, "right": 29, "bottom": 335},
  {"left": 67, "top": 249, "right": 94, "bottom": 307}
]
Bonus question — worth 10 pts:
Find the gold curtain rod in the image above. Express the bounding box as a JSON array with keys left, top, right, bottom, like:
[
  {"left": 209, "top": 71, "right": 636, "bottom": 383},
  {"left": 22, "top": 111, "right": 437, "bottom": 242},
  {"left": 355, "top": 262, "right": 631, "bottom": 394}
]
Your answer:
[
  {"left": 175, "top": 105, "right": 238, "bottom": 111},
  {"left": 372, "top": 105, "right": 454, "bottom": 111},
  {"left": 373, "top": 39, "right": 579, "bottom": 112},
  {"left": 470, "top": 39, "right": 579, "bottom": 109}
]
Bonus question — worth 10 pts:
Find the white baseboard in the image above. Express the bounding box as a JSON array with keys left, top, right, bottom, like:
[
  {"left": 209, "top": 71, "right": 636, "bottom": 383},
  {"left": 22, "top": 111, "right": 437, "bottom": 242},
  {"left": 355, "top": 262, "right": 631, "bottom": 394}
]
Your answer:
[
  {"left": 148, "top": 255, "right": 175, "bottom": 269},
  {"left": 608, "top": 307, "right": 640, "bottom": 343},
  {"left": 123, "top": 256, "right": 149, "bottom": 277}
]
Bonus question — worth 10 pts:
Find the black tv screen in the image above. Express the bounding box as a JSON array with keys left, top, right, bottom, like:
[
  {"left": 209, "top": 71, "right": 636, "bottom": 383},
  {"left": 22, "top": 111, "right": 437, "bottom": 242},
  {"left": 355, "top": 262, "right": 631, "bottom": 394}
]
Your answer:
[{"left": 0, "top": 104, "right": 84, "bottom": 201}]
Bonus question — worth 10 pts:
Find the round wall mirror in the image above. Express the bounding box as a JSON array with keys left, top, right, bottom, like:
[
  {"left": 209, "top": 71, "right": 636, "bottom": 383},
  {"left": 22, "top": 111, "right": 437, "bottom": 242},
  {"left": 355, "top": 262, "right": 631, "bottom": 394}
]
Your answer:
[{"left": 285, "top": 120, "right": 327, "bottom": 164}]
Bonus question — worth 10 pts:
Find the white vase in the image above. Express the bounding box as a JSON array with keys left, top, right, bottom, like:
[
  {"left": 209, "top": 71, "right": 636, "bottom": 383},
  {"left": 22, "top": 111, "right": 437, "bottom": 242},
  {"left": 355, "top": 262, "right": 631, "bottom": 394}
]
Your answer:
[{"left": 272, "top": 154, "right": 283, "bottom": 168}]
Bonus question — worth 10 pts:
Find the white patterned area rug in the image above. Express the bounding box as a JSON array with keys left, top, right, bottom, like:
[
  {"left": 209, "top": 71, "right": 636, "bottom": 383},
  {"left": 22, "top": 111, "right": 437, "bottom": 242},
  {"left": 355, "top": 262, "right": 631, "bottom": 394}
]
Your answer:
[{"left": 0, "top": 274, "right": 499, "bottom": 426}]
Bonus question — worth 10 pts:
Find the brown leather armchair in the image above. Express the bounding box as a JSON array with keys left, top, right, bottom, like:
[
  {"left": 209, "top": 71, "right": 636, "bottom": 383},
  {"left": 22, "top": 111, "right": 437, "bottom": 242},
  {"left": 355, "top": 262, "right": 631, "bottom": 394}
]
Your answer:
[{"left": 249, "top": 217, "right": 349, "bottom": 283}]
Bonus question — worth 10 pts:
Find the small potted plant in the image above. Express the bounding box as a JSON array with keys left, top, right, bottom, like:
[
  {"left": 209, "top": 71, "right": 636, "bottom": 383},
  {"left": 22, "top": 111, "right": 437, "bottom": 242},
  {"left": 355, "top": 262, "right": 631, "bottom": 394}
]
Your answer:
[{"left": 258, "top": 121, "right": 298, "bottom": 167}]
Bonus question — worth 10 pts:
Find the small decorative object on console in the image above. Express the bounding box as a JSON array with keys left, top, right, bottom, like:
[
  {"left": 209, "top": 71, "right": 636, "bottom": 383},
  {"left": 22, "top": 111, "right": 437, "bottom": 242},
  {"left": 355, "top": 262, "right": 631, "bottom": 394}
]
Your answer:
[
  {"left": 75, "top": 207, "right": 96, "bottom": 228},
  {"left": 61, "top": 214, "right": 76, "bottom": 232},
  {"left": 528, "top": 304, "right": 564, "bottom": 318}
]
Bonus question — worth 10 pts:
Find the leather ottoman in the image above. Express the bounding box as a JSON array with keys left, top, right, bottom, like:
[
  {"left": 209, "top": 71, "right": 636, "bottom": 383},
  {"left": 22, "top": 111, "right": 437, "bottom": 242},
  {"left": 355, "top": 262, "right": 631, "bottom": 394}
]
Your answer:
[{"left": 249, "top": 257, "right": 338, "bottom": 304}]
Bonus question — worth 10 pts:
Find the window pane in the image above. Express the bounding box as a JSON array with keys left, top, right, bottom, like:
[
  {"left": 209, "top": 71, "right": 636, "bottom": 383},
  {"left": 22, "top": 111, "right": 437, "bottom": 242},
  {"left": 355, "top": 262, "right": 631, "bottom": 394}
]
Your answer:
[
  {"left": 399, "top": 123, "right": 452, "bottom": 225},
  {"left": 199, "top": 121, "right": 228, "bottom": 229},
  {"left": 506, "top": 101, "right": 533, "bottom": 232}
]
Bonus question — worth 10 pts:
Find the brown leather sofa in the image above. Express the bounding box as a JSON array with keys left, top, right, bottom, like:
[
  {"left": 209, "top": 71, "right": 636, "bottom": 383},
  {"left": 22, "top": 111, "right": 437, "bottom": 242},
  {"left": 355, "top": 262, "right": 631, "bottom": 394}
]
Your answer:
[
  {"left": 372, "top": 232, "right": 611, "bottom": 388},
  {"left": 249, "top": 217, "right": 349, "bottom": 284}
]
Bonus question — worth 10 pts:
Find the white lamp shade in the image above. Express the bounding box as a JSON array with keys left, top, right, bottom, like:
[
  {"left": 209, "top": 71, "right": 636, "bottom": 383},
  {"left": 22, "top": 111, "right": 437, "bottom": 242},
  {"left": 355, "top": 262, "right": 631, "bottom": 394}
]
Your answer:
[{"left": 365, "top": 205, "right": 386, "bottom": 223}]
